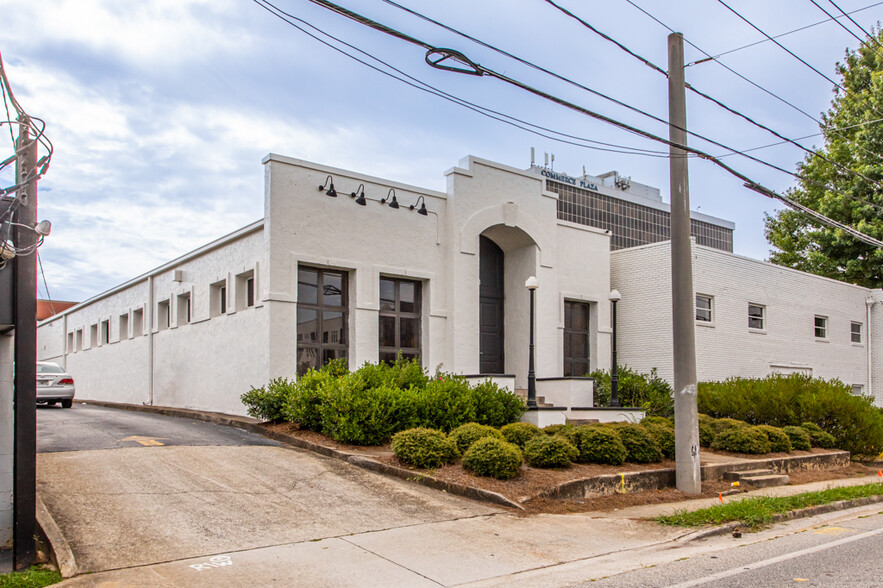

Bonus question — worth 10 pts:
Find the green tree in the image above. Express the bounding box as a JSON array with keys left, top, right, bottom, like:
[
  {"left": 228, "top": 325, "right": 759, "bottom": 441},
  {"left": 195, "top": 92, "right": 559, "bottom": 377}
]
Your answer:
[{"left": 764, "top": 30, "right": 883, "bottom": 287}]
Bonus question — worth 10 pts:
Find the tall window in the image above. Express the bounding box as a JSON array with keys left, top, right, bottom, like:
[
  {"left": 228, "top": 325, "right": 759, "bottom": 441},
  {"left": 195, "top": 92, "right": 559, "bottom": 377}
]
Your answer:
[
  {"left": 695, "top": 295, "right": 713, "bottom": 323},
  {"left": 177, "top": 292, "right": 191, "bottom": 325},
  {"left": 815, "top": 315, "right": 827, "bottom": 338},
  {"left": 851, "top": 321, "right": 862, "bottom": 343},
  {"left": 297, "top": 267, "right": 348, "bottom": 375},
  {"left": 563, "top": 300, "right": 590, "bottom": 377},
  {"left": 379, "top": 277, "right": 422, "bottom": 365},
  {"left": 157, "top": 300, "right": 170, "bottom": 331},
  {"left": 748, "top": 304, "right": 765, "bottom": 330}
]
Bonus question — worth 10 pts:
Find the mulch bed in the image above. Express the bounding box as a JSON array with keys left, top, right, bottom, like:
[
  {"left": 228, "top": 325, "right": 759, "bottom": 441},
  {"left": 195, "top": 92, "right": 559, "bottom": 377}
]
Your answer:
[{"left": 263, "top": 422, "right": 875, "bottom": 515}]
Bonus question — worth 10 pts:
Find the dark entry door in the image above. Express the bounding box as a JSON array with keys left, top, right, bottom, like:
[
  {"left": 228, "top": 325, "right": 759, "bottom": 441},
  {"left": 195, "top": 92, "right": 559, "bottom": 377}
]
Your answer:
[{"left": 479, "top": 236, "right": 504, "bottom": 374}]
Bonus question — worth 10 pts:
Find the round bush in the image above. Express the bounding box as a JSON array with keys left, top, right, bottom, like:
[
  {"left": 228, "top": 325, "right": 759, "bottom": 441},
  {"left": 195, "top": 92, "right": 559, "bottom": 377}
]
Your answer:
[
  {"left": 711, "top": 426, "right": 772, "bottom": 454},
  {"left": 609, "top": 423, "right": 663, "bottom": 463},
  {"left": 500, "top": 422, "right": 543, "bottom": 448},
  {"left": 711, "top": 417, "right": 750, "bottom": 433},
  {"left": 755, "top": 425, "right": 793, "bottom": 453},
  {"left": 801, "top": 422, "right": 837, "bottom": 449},
  {"left": 643, "top": 423, "right": 675, "bottom": 459},
  {"left": 697, "top": 413, "right": 715, "bottom": 428},
  {"left": 571, "top": 426, "right": 628, "bottom": 465},
  {"left": 641, "top": 416, "right": 674, "bottom": 429},
  {"left": 462, "top": 437, "right": 523, "bottom": 480},
  {"left": 523, "top": 435, "right": 579, "bottom": 468},
  {"left": 782, "top": 426, "right": 812, "bottom": 451},
  {"left": 699, "top": 423, "right": 716, "bottom": 448},
  {"left": 391, "top": 428, "right": 459, "bottom": 469},
  {"left": 449, "top": 423, "right": 505, "bottom": 453},
  {"left": 542, "top": 424, "right": 571, "bottom": 436}
]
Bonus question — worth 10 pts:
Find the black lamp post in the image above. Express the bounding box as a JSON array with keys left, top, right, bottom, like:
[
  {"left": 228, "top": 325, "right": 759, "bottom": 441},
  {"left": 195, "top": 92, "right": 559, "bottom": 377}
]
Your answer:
[
  {"left": 609, "top": 289, "right": 621, "bottom": 408},
  {"left": 525, "top": 276, "right": 539, "bottom": 409}
]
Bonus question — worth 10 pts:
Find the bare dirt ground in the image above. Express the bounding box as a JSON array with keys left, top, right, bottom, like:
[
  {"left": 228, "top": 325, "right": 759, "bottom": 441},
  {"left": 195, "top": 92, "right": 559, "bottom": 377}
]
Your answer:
[{"left": 264, "top": 423, "right": 875, "bottom": 515}]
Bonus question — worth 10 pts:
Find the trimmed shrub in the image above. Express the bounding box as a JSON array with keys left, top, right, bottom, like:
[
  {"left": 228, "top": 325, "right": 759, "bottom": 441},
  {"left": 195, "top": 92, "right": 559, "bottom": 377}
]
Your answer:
[
  {"left": 801, "top": 422, "right": 838, "bottom": 449},
  {"left": 391, "top": 428, "right": 459, "bottom": 469},
  {"left": 570, "top": 426, "right": 628, "bottom": 465},
  {"left": 782, "top": 426, "right": 812, "bottom": 451},
  {"left": 281, "top": 366, "right": 340, "bottom": 431},
  {"left": 755, "top": 425, "right": 793, "bottom": 453},
  {"left": 469, "top": 380, "right": 527, "bottom": 427},
  {"left": 698, "top": 424, "right": 716, "bottom": 448},
  {"left": 711, "top": 418, "right": 750, "bottom": 433},
  {"left": 319, "top": 377, "right": 417, "bottom": 445},
  {"left": 449, "top": 423, "right": 505, "bottom": 453},
  {"left": 644, "top": 423, "right": 675, "bottom": 459},
  {"left": 523, "top": 435, "right": 579, "bottom": 468},
  {"left": 542, "top": 424, "right": 572, "bottom": 436},
  {"left": 241, "top": 378, "right": 293, "bottom": 421},
  {"left": 697, "top": 413, "right": 715, "bottom": 427},
  {"left": 500, "top": 422, "right": 543, "bottom": 448},
  {"left": 698, "top": 373, "right": 883, "bottom": 458},
  {"left": 412, "top": 377, "right": 476, "bottom": 432},
  {"left": 711, "top": 426, "right": 772, "bottom": 454},
  {"left": 591, "top": 366, "right": 674, "bottom": 417},
  {"left": 609, "top": 423, "right": 663, "bottom": 463},
  {"left": 642, "top": 416, "right": 674, "bottom": 429},
  {"left": 462, "top": 437, "right": 523, "bottom": 480}
]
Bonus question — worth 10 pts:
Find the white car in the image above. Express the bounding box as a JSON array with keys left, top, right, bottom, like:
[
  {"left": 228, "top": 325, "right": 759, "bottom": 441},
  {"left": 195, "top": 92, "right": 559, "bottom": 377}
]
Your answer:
[{"left": 37, "top": 361, "right": 75, "bottom": 408}]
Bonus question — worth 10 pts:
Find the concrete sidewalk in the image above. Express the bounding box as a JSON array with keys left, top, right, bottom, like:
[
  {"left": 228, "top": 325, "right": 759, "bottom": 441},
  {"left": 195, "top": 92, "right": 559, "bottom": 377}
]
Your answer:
[{"left": 51, "top": 475, "right": 883, "bottom": 587}]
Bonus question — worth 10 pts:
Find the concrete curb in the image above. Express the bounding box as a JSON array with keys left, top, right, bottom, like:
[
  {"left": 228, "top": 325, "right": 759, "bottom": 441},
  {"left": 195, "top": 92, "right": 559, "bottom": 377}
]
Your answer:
[
  {"left": 675, "top": 494, "right": 883, "bottom": 542},
  {"left": 35, "top": 494, "right": 77, "bottom": 578}
]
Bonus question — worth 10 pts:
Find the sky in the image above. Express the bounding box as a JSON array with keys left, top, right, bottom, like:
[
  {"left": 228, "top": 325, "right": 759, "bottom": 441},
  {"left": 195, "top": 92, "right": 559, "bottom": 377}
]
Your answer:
[{"left": 1, "top": 0, "right": 881, "bottom": 302}]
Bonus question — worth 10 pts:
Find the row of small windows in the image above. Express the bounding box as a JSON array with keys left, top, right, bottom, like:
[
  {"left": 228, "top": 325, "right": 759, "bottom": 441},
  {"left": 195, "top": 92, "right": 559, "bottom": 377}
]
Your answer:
[
  {"left": 66, "top": 270, "right": 256, "bottom": 352},
  {"left": 695, "top": 294, "right": 863, "bottom": 343}
]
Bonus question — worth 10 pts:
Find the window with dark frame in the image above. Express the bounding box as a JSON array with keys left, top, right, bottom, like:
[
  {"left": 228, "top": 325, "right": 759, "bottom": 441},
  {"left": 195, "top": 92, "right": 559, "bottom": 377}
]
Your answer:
[
  {"left": 695, "top": 295, "right": 712, "bottom": 323},
  {"left": 378, "top": 277, "right": 422, "bottom": 365},
  {"left": 851, "top": 321, "right": 862, "bottom": 343},
  {"left": 748, "top": 304, "right": 765, "bottom": 330},
  {"left": 563, "top": 300, "right": 590, "bottom": 377},
  {"left": 815, "top": 315, "right": 827, "bottom": 338},
  {"left": 297, "top": 266, "right": 348, "bottom": 375}
]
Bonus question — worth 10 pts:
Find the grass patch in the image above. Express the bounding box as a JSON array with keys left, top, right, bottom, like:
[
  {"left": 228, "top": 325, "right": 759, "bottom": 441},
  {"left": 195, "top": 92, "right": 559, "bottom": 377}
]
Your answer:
[
  {"left": 656, "top": 482, "right": 883, "bottom": 529},
  {"left": 0, "top": 566, "right": 62, "bottom": 588}
]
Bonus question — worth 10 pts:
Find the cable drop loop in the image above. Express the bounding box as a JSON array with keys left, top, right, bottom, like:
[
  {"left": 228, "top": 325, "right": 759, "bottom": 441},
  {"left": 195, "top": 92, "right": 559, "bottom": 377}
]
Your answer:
[{"left": 425, "top": 48, "right": 484, "bottom": 76}]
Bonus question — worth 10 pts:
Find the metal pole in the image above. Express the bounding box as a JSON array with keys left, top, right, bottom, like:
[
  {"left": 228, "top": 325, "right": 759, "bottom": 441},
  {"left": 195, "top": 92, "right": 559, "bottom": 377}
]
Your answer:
[
  {"left": 668, "top": 33, "right": 701, "bottom": 494},
  {"left": 13, "top": 117, "right": 37, "bottom": 568},
  {"left": 610, "top": 299, "right": 620, "bottom": 407},
  {"left": 527, "top": 287, "right": 537, "bottom": 409}
]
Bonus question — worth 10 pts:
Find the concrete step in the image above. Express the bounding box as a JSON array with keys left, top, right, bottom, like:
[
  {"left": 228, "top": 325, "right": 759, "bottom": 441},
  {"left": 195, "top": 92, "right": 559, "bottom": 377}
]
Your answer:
[
  {"left": 724, "top": 469, "right": 775, "bottom": 481},
  {"left": 566, "top": 418, "right": 600, "bottom": 426},
  {"left": 737, "top": 474, "right": 790, "bottom": 489}
]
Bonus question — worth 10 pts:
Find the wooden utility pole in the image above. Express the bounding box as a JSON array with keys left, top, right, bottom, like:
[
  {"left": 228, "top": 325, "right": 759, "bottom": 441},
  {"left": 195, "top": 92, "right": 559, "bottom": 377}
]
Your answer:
[
  {"left": 13, "top": 116, "right": 37, "bottom": 569},
  {"left": 668, "top": 33, "right": 701, "bottom": 494}
]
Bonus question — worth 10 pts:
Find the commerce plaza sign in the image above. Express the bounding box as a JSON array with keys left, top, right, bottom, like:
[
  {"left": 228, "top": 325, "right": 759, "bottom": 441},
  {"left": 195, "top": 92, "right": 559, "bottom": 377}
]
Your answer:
[{"left": 539, "top": 169, "right": 599, "bottom": 191}]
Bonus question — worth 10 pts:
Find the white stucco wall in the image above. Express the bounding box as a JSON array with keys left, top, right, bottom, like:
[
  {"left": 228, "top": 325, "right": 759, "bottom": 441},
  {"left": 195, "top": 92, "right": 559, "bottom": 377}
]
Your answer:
[
  {"left": 611, "top": 241, "right": 879, "bottom": 404},
  {"left": 37, "top": 222, "right": 268, "bottom": 415},
  {"left": 0, "top": 334, "right": 12, "bottom": 548}
]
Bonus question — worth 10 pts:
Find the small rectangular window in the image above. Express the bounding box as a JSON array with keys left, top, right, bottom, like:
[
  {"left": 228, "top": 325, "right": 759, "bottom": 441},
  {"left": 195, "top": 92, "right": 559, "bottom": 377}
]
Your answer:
[
  {"left": 236, "top": 270, "right": 255, "bottom": 311},
  {"left": 177, "top": 292, "right": 191, "bottom": 326},
  {"left": 852, "top": 384, "right": 864, "bottom": 395},
  {"left": 89, "top": 324, "right": 97, "bottom": 348},
  {"left": 695, "top": 295, "right": 712, "bottom": 323},
  {"left": 814, "top": 315, "right": 827, "bottom": 339},
  {"left": 132, "top": 309, "right": 144, "bottom": 337},
  {"left": 157, "top": 300, "right": 170, "bottom": 331},
  {"left": 67, "top": 332, "right": 74, "bottom": 352},
  {"left": 100, "top": 320, "right": 109, "bottom": 344},
  {"left": 247, "top": 277, "right": 255, "bottom": 307},
  {"left": 76, "top": 329, "right": 83, "bottom": 351},
  {"left": 211, "top": 280, "right": 227, "bottom": 317},
  {"left": 119, "top": 313, "right": 129, "bottom": 340},
  {"left": 851, "top": 321, "right": 862, "bottom": 343},
  {"left": 748, "top": 304, "right": 765, "bottom": 330}
]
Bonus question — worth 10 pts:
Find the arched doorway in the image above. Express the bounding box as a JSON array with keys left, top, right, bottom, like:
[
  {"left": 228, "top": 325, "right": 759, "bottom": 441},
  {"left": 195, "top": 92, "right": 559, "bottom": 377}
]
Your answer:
[{"left": 479, "top": 235, "right": 504, "bottom": 374}]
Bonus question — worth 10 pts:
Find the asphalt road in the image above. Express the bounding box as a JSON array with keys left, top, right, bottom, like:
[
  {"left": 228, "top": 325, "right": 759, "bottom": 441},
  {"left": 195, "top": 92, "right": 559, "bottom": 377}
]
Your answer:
[
  {"left": 36, "top": 403, "right": 280, "bottom": 452},
  {"left": 588, "top": 511, "right": 883, "bottom": 587}
]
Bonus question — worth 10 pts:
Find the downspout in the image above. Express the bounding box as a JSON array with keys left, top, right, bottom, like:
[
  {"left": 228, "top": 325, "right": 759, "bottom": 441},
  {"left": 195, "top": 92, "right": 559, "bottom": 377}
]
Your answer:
[
  {"left": 147, "top": 275, "right": 154, "bottom": 406},
  {"left": 867, "top": 297, "right": 875, "bottom": 400},
  {"left": 62, "top": 312, "right": 68, "bottom": 370}
]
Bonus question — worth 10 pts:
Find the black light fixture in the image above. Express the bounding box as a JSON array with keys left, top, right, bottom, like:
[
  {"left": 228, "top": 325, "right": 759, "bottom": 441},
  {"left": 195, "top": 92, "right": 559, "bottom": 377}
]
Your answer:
[
  {"left": 409, "top": 195, "right": 428, "bottom": 216},
  {"left": 525, "top": 276, "right": 539, "bottom": 410},
  {"left": 381, "top": 188, "right": 399, "bottom": 209},
  {"left": 318, "top": 175, "right": 337, "bottom": 197},
  {"left": 609, "top": 289, "right": 622, "bottom": 408},
  {"left": 350, "top": 183, "right": 367, "bottom": 206}
]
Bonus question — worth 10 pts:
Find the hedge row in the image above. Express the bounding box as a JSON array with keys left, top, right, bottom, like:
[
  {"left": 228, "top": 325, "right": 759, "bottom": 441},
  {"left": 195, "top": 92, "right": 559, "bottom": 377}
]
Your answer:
[{"left": 241, "top": 357, "right": 526, "bottom": 445}]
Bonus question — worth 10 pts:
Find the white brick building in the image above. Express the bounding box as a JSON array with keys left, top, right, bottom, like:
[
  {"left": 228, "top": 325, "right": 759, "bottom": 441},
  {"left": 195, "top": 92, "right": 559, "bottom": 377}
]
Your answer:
[{"left": 35, "top": 154, "right": 882, "bottom": 420}]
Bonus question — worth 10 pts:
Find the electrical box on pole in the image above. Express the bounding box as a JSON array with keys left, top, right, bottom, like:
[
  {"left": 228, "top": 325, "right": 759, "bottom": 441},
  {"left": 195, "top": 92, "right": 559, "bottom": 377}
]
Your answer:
[{"left": 0, "top": 197, "right": 13, "bottom": 330}]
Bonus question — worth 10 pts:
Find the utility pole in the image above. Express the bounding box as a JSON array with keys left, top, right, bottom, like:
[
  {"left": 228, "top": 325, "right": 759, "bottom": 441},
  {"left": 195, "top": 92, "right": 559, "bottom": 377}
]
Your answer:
[
  {"left": 668, "top": 33, "right": 701, "bottom": 494},
  {"left": 13, "top": 117, "right": 37, "bottom": 569}
]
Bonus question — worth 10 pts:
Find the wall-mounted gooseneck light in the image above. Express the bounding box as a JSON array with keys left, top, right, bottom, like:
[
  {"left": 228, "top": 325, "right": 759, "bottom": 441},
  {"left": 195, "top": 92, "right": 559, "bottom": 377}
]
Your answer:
[
  {"left": 318, "top": 175, "right": 337, "bottom": 197},
  {"left": 350, "top": 183, "right": 367, "bottom": 206},
  {"left": 381, "top": 188, "right": 399, "bottom": 209},
  {"left": 409, "top": 195, "right": 428, "bottom": 216}
]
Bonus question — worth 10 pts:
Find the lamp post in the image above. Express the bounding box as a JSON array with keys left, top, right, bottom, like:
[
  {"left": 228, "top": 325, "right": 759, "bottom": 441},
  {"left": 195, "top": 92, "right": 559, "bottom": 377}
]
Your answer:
[
  {"left": 525, "top": 276, "right": 539, "bottom": 409},
  {"left": 609, "top": 289, "right": 621, "bottom": 408}
]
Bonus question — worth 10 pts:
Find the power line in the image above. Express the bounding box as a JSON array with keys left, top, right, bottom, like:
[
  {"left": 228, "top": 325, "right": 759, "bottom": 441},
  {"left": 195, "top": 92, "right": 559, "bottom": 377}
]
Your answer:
[
  {"left": 284, "top": 0, "right": 883, "bottom": 247},
  {"left": 807, "top": 0, "right": 883, "bottom": 56},
  {"left": 826, "top": 0, "right": 883, "bottom": 50}
]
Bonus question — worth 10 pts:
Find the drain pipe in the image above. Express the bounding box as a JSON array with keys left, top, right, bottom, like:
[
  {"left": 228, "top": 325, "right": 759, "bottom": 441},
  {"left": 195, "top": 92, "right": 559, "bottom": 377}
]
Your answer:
[
  {"left": 147, "top": 275, "right": 154, "bottom": 406},
  {"left": 867, "top": 297, "right": 876, "bottom": 400}
]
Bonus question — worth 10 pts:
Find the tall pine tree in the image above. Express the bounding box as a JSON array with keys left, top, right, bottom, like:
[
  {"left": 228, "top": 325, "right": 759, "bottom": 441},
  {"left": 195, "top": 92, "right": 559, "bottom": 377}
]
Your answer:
[{"left": 765, "top": 30, "right": 883, "bottom": 287}]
